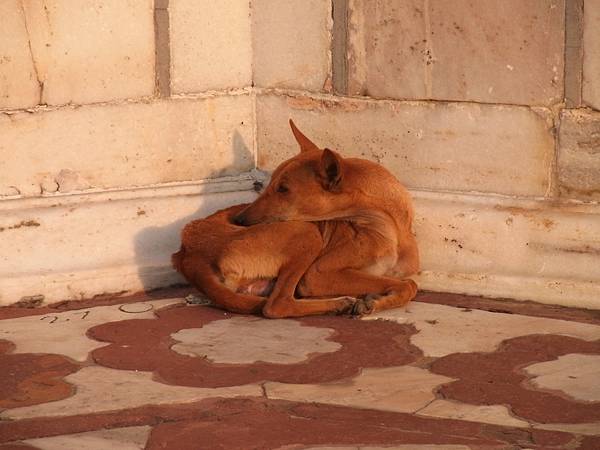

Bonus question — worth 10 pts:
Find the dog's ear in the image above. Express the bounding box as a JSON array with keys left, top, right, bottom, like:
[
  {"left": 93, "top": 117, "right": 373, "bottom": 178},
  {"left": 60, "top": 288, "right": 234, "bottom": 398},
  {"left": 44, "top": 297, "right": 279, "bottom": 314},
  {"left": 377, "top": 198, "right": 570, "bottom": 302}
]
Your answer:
[
  {"left": 289, "top": 119, "right": 319, "bottom": 153},
  {"left": 320, "top": 148, "right": 343, "bottom": 190}
]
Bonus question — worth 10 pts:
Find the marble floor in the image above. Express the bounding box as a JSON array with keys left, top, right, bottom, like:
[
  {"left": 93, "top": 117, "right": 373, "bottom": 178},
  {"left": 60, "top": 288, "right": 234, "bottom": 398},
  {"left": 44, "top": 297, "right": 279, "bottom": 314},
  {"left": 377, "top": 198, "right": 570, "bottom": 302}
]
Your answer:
[{"left": 1, "top": 289, "right": 599, "bottom": 449}]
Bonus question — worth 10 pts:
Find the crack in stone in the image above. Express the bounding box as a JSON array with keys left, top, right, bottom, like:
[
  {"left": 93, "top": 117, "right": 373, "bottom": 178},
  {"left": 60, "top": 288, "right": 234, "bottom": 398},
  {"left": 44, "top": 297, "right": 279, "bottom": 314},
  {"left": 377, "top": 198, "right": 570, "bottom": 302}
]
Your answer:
[
  {"left": 413, "top": 396, "right": 437, "bottom": 415},
  {"left": 19, "top": 0, "right": 44, "bottom": 105}
]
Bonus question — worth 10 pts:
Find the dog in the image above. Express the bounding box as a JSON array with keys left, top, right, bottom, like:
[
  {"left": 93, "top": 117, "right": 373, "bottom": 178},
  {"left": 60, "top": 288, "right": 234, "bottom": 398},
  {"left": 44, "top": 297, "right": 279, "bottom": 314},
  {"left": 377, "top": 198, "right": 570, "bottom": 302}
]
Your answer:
[{"left": 172, "top": 120, "right": 419, "bottom": 318}]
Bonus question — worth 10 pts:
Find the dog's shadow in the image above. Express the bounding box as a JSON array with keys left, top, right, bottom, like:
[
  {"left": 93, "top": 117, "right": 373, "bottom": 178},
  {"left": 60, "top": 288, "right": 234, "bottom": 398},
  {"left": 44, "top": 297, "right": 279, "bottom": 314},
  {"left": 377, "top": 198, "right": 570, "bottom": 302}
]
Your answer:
[{"left": 133, "top": 130, "right": 258, "bottom": 296}]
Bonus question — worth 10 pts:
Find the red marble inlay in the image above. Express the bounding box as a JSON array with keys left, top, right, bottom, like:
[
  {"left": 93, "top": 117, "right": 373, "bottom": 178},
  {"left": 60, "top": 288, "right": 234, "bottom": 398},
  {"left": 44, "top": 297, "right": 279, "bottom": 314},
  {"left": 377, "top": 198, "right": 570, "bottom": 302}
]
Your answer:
[
  {"left": 580, "top": 435, "right": 600, "bottom": 450},
  {"left": 0, "top": 340, "right": 79, "bottom": 411},
  {"left": 0, "top": 444, "right": 39, "bottom": 450},
  {"left": 0, "top": 287, "right": 193, "bottom": 320},
  {"left": 87, "top": 304, "right": 420, "bottom": 388},
  {"left": 146, "top": 400, "right": 500, "bottom": 450},
  {"left": 417, "top": 291, "right": 600, "bottom": 325},
  {"left": 0, "top": 398, "right": 578, "bottom": 449},
  {"left": 3, "top": 288, "right": 598, "bottom": 325},
  {"left": 431, "top": 334, "right": 600, "bottom": 424}
]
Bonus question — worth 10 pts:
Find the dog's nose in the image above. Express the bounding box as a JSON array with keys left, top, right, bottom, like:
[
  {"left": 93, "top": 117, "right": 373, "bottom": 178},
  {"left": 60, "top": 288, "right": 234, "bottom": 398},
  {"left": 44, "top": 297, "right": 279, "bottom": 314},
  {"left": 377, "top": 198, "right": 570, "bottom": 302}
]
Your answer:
[{"left": 232, "top": 213, "right": 248, "bottom": 226}]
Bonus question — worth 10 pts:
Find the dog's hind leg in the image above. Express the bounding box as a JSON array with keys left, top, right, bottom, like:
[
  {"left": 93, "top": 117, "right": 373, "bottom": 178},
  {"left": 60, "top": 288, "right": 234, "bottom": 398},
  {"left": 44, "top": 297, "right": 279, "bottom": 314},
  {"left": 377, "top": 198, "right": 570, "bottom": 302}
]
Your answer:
[
  {"left": 184, "top": 256, "right": 267, "bottom": 314},
  {"left": 261, "top": 227, "right": 357, "bottom": 318},
  {"left": 298, "top": 268, "right": 418, "bottom": 315},
  {"left": 263, "top": 265, "right": 357, "bottom": 318}
]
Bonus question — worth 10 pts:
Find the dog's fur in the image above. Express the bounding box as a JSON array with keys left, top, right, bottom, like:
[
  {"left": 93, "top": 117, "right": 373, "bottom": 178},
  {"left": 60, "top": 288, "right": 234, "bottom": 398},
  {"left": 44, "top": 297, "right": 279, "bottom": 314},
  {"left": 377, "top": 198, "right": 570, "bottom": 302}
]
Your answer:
[{"left": 172, "top": 120, "right": 419, "bottom": 318}]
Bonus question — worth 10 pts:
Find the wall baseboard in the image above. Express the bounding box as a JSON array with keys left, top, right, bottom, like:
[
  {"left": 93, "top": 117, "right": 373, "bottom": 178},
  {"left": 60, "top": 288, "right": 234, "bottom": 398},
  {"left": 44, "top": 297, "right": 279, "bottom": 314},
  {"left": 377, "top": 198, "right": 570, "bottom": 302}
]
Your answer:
[
  {"left": 412, "top": 190, "right": 600, "bottom": 310},
  {"left": 417, "top": 271, "right": 600, "bottom": 310},
  {"left": 0, "top": 175, "right": 258, "bottom": 306},
  {"left": 2, "top": 175, "right": 599, "bottom": 309}
]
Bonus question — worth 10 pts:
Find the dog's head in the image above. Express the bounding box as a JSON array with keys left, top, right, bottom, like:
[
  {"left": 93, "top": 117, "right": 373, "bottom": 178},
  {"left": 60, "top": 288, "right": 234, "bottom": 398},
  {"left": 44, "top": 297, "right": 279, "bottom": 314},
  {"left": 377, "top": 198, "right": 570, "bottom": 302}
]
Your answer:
[{"left": 233, "top": 120, "right": 351, "bottom": 226}]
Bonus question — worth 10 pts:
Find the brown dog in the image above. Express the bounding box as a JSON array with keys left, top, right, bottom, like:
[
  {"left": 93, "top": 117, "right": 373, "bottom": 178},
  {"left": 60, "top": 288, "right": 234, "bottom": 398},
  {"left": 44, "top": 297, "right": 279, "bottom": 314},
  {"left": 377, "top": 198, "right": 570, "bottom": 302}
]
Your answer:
[{"left": 172, "top": 120, "right": 419, "bottom": 318}]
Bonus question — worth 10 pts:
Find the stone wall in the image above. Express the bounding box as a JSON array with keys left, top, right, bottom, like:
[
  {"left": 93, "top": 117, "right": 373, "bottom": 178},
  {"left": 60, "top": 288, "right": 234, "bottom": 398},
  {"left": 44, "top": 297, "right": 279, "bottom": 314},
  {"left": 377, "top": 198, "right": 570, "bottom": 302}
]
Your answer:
[
  {"left": 0, "top": 0, "right": 256, "bottom": 304},
  {"left": 1, "top": 0, "right": 599, "bottom": 308}
]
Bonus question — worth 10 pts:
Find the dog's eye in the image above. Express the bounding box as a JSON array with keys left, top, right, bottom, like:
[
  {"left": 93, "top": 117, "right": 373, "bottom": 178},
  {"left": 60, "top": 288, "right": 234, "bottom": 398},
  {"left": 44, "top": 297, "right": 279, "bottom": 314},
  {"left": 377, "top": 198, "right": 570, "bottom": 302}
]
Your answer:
[{"left": 277, "top": 184, "right": 289, "bottom": 194}]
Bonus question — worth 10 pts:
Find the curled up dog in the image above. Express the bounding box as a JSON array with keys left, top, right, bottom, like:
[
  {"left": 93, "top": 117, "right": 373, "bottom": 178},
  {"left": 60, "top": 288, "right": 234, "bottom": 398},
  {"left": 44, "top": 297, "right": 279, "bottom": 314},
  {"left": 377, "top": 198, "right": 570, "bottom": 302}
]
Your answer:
[{"left": 172, "top": 120, "right": 419, "bottom": 318}]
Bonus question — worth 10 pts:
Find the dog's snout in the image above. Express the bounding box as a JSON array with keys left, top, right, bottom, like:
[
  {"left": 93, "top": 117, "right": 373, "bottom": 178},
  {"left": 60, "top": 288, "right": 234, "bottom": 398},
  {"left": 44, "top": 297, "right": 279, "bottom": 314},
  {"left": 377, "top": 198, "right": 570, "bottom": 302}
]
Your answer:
[{"left": 232, "top": 213, "right": 248, "bottom": 226}]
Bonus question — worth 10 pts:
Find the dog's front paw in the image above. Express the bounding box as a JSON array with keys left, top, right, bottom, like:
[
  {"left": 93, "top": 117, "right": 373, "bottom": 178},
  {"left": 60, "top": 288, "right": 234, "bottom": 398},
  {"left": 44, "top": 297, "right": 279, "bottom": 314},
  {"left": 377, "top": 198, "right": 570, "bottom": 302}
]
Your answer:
[
  {"left": 335, "top": 296, "right": 358, "bottom": 315},
  {"left": 350, "top": 298, "right": 375, "bottom": 316}
]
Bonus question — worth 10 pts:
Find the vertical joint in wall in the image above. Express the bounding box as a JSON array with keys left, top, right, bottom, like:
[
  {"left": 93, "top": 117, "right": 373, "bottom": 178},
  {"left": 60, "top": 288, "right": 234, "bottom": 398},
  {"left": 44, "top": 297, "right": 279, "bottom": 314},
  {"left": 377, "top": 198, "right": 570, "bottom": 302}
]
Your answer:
[
  {"left": 547, "top": 107, "right": 561, "bottom": 199},
  {"left": 154, "top": 0, "right": 171, "bottom": 98},
  {"left": 423, "top": 0, "right": 433, "bottom": 98},
  {"left": 331, "top": 0, "right": 349, "bottom": 95},
  {"left": 564, "top": 0, "right": 584, "bottom": 108}
]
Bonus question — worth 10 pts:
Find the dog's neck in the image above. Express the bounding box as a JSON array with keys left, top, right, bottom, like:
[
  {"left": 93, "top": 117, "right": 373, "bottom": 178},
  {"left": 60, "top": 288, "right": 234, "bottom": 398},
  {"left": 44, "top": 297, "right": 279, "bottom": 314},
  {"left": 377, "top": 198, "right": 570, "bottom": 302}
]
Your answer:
[
  {"left": 344, "top": 208, "right": 394, "bottom": 227},
  {"left": 318, "top": 208, "right": 399, "bottom": 246}
]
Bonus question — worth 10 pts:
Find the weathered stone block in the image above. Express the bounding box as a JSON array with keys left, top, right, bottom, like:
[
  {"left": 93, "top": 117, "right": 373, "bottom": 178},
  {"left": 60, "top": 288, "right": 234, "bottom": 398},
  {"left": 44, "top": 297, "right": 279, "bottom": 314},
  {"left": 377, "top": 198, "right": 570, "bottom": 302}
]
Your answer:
[
  {"left": 413, "top": 191, "right": 600, "bottom": 309},
  {"left": 22, "top": 0, "right": 155, "bottom": 106},
  {"left": 257, "top": 93, "right": 554, "bottom": 197},
  {"left": 558, "top": 109, "right": 600, "bottom": 200},
  {"left": 347, "top": 0, "right": 425, "bottom": 98},
  {"left": 170, "top": 0, "right": 252, "bottom": 93},
  {"left": 0, "top": 95, "right": 254, "bottom": 197},
  {"left": 0, "top": 0, "right": 40, "bottom": 109},
  {"left": 253, "top": 0, "right": 331, "bottom": 91},
  {"left": 347, "top": 0, "right": 564, "bottom": 105},
  {"left": 583, "top": 0, "right": 600, "bottom": 110}
]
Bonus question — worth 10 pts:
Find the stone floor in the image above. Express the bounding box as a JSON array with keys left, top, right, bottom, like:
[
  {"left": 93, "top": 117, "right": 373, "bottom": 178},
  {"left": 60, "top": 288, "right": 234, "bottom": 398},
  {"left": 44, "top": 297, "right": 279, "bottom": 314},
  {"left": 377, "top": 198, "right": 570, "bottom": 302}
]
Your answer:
[{"left": 1, "top": 289, "right": 599, "bottom": 450}]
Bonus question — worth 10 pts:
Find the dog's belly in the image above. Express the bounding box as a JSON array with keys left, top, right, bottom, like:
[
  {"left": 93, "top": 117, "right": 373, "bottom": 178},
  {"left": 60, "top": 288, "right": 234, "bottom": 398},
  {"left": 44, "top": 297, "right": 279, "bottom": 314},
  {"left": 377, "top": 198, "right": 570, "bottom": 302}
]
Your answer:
[
  {"left": 236, "top": 278, "right": 276, "bottom": 296},
  {"left": 363, "top": 253, "right": 398, "bottom": 277}
]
